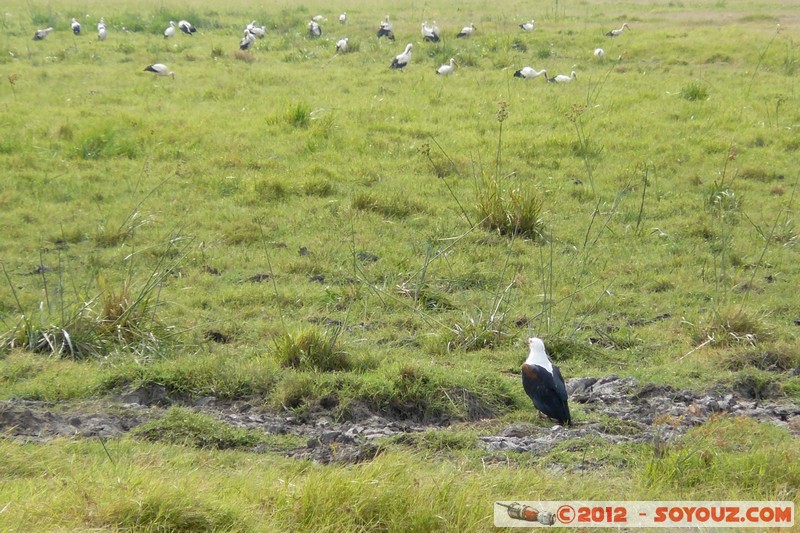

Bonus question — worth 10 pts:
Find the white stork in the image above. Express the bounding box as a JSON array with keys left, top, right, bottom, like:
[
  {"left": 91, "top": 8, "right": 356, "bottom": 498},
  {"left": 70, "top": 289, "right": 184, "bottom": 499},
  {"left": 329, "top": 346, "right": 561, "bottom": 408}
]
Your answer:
[
  {"left": 336, "top": 37, "right": 348, "bottom": 53},
  {"left": 520, "top": 20, "right": 535, "bottom": 32},
  {"left": 97, "top": 18, "right": 105, "bottom": 31},
  {"left": 164, "top": 21, "right": 176, "bottom": 38},
  {"left": 33, "top": 27, "right": 53, "bottom": 40},
  {"left": 456, "top": 23, "right": 476, "bottom": 38},
  {"left": 377, "top": 15, "right": 394, "bottom": 40},
  {"left": 339, "top": 13, "right": 347, "bottom": 25},
  {"left": 436, "top": 58, "right": 456, "bottom": 75},
  {"left": 246, "top": 22, "right": 265, "bottom": 38},
  {"left": 71, "top": 18, "right": 81, "bottom": 35},
  {"left": 513, "top": 66, "right": 547, "bottom": 79},
  {"left": 240, "top": 29, "right": 256, "bottom": 50},
  {"left": 97, "top": 22, "right": 107, "bottom": 41},
  {"left": 144, "top": 63, "right": 175, "bottom": 79},
  {"left": 421, "top": 21, "right": 440, "bottom": 42},
  {"left": 390, "top": 43, "right": 412, "bottom": 69},
  {"left": 522, "top": 337, "right": 571, "bottom": 426},
  {"left": 594, "top": 48, "right": 605, "bottom": 57},
  {"left": 178, "top": 20, "right": 196, "bottom": 35},
  {"left": 548, "top": 71, "right": 577, "bottom": 83},
  {"left": 606, "top": 23, "right": 630, "bottom": 37},
  {"left": 308, "top": 19, "right": 322, "bottom": 37}
]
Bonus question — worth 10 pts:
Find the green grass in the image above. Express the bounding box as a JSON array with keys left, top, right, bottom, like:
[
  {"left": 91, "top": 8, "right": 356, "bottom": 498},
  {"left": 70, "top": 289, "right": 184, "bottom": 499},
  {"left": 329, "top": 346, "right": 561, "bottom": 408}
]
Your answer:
[
  {"left": 1, "top": 0, "right": 799, "bottom": 528},
  {"left": 1, "top": 418, "right": 797, "bottom": 531}
]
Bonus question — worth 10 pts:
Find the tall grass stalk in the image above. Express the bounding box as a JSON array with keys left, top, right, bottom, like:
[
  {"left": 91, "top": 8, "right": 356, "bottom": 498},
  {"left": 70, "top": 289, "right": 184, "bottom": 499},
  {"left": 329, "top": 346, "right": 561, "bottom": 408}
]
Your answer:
[
  {"left": 742, "top": 24, "right": 783, "bottom": 111},
  {"left": 567, "top": 104, "right": 597, "bottom": 196},
  {"left": 635, "top": 163, "right": 651, "bottom": 236},
  {"left": 425, "top": 136, "right": 473, "bottom": 226},
  {"left": 256, "top": 218, "right": 287, "bottom": 337}
]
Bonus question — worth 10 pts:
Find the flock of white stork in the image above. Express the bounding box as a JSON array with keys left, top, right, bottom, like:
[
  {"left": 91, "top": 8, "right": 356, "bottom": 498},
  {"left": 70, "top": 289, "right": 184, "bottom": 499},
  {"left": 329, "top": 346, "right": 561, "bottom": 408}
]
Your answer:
[{"left": 32, "top": 13, "right": 632, "bottom": 83}]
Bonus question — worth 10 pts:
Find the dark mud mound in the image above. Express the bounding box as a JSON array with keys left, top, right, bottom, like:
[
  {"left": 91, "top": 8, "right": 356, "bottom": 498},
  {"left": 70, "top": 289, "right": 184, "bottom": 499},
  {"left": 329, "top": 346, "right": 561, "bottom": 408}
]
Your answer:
[
  {"left": 1, "top": 376, "right": 798, "bottom": 464},
  {"left": 481, "top": 376, "right": 800, "bottom": 455},
  {"left": 0, "top": 399, "right": 147, "bottom": 442}
]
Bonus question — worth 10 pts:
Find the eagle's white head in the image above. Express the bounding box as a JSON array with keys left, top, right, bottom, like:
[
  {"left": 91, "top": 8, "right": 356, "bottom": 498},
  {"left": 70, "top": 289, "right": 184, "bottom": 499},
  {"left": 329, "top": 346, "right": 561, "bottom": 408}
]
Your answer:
[{"left": 525, "top": 337, "right": 553, "bottom": 373}]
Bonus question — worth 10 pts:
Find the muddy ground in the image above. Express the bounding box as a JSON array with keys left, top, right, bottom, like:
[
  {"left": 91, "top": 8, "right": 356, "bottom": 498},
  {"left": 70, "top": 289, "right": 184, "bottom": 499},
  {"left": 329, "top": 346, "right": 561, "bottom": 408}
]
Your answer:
[{"left": 2, "top": 376, "right": 799, "bottom": 464}]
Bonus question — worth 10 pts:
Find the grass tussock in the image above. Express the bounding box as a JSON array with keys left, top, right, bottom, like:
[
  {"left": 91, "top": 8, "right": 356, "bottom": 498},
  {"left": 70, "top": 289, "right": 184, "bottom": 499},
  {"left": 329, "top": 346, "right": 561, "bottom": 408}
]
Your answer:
[
  {"left": 724, "top": 342, "right": 800, "bottom": 372},
  {"left": 441, "top": 312, "right": 513, "bottom": 352},
  {"left": 273, "top": 327, "right": 351, "bottom": 372},
  {"left": 1, "top": 274, "right": 171, "bottom": 360},
  {"left": 285, "top": 101, "right": 311, "bottom": 127},
  {"left": 352, "top": 191, "right": 427, "bottom": 219},
  {"left": 476, "top": 177, "right": 544, "bottom": 240},
  {"left": 680, "top": 82, "right": 709, "bottom": 101},
  {"left": 696, "top": 306, "right": 771, "bottom": 347}
]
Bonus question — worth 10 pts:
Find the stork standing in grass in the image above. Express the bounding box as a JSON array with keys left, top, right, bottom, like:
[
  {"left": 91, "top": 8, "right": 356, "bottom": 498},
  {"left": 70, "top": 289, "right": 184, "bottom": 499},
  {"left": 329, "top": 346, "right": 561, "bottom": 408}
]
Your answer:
[
  {"left": 240, "top": 29, "right": 256, "bottom": 50},
  {"left": 513, "top": 66, "right": 547, "bottom": 79},
  {"left": 421, "top": 21, "right": 440, "bottom": 42},
  {"left": 246, "top": 23, "right": 265, "bottom": 39},
  {"left": 178, "top": 20, "right": 196, "bottom": 35},
  {"left": 456, "top": 23, "right": 476, "bottom": 38},
  {"left": 71, "top": 18, "right": 81, "bottom": 35},
  {"left": 520, "top": 20, "right": 535, "bottom": 32},
  {"left": 548, "top": 71, "right": 576, "bottom": 83},
  {"left": 522, "top": 337, "right": 571, "bottom": 426},
  {"left": 164, "top": 21, "right": 176, "bottom": 38},
  {"left": 436, "top": 58, "right": 456, "bottom": 75},
  {"left": 97, "top": 20, "right": 107, "bottom": 41},
  {"left": 144, "top": 63, "right": 175, "bottom": 79},
  {"left": 339, "top": 12, "right": 347, "bottom": 24},
  {"left": 308, "top": 19, "right": 322, "bottom": 37},
  {"left": 594, "top": 48, "right": 605, "bottom": 57},
  {"left": 33, "top": 27, "right": 53, "bottom": 40},
  {"left": 336, "top": 37, "right": 348, "bottom": 53},
  {"left": 606, "top": 22, "right": 630, "bottom": 37},
  {"left": 377, "top": 15, "right": 394, "bottom": 40},
  {"left": 390, "top": 43, "right": 412, "bottom": 69}
]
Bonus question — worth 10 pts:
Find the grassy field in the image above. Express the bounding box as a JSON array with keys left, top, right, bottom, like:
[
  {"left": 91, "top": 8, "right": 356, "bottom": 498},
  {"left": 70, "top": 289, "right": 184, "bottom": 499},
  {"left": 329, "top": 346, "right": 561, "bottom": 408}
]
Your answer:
[{"left": 1, "top": 0, "right": 799, "bottom": 529}]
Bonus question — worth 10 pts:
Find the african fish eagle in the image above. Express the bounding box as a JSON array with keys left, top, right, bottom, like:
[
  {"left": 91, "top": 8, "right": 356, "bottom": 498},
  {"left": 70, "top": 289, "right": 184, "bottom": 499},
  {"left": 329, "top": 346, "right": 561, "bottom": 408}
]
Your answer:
[{"left": 521, "top": 337, "right": 571, "bottom": 426}]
